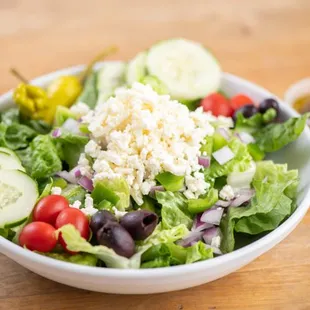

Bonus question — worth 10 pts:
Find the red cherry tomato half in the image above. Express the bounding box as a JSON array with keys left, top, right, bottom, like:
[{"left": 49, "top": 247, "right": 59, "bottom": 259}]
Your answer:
[
  {"left": 55, "top": 208, "right": 90, "bottom": 253},
  {"left": 33, "top": 195, "right": 69, "bottom": 226},
  {"left": 230, "top": 94, "right": 254, "bottom": 110},
  {"left": 19, "top": 222, "right": 57, "bottom": 252},
  {"left": 200, "top": 93, "right": 234, "bottom": 117}
]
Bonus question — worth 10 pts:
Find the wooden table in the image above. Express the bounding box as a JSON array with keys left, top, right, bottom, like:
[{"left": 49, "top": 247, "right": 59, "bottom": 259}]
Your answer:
[{"left": 1, "top": 1, "right": 310, "bottom": 309}]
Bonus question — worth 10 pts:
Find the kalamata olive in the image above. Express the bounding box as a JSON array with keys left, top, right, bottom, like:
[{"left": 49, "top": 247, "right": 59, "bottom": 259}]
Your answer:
[
  {"left": 233, "top": 104, "right": 258, "bottom": 122},
  {"left": 96, "top": 222, "right": 135, "bottom": 258},
  {"left": 90, "top": 210, "right": 117, "bottom": 235},
  {"left": 259, "top": 98, "right": 279, "bottom": 115},
  {"left": 120, "top": 210, "right": 158, "bottom": 240}
]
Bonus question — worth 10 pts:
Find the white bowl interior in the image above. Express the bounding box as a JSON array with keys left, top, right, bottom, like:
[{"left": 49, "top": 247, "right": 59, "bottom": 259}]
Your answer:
[{"left": 0, "top": 65, "right": 309, "bottom": 294}]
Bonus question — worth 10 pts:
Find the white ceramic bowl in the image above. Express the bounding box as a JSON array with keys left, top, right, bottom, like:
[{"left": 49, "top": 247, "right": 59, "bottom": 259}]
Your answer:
[{"left": 1, "top": 64, "right": 310, "bottom": 294}]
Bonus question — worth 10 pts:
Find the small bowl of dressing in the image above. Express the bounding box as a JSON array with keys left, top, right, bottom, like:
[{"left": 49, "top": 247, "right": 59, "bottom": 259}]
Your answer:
[{"left": 284, "top": 78, "right": 310, "bottom": 114}]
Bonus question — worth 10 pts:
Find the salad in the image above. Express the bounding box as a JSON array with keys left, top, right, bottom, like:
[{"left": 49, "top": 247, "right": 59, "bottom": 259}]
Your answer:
[{"left": 0, "top": 38, "right": 308, "bottom": 269}]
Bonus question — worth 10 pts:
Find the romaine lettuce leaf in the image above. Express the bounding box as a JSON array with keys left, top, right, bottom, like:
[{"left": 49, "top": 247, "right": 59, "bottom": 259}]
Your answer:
[
  {"left": 28, "top": 135, "right": 62, "bottom": 179},
  {"left": 220, "top": 161, "right": 298, "bottom": 253},
  {"left": 206, "top": 138, "right": 253, "bottom": 180},
  {"left": 54, "top": 130, "right": 89, "bottom": 169},
  {"left": 254, "top": 113, "right": 309, "bottom": 152},
  {"left": 185, "top": 241, "right": 213, "bottom": 264},
  {"left": 58, "top": 224, "right": 149, "bottom": 269},
  {"left": 234, "top": 108, "right": 277, "bottom": 134},
  {"left": 156, "top": 191, "right": 193, "bottom": 229},
  {"left": 76, "top": 71, "right": 98, "bottom": 108}
]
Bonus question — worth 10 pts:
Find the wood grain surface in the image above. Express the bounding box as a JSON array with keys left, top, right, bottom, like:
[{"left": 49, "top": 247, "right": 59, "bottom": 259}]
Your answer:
[{"left": 1, "top": 1, "right": 310, "bottom": 309}]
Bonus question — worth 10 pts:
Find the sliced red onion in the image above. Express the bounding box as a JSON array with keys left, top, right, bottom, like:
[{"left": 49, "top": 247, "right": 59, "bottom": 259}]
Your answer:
[
  {"left": 78, "top": 176, "right": 94, "bottom": 192},
  {"left": 56, "top": 171, "right": 78, "bottom": 184},
  {"left": 230, "top": 189, "right": 255, "bottom": 207},
  {"left": 149, "top": 185, "right": 165, "bottom": 198},
  {"left": 202, "top": 227, "right": 221, "bottom": 245},
  {"left": 236, "top": 132, "right": 255, "bottom": 144},
  {"left": 205, "top": 244, "right": 222, "bottom": 255},
  {"left": 215, "top": 199, "right": 231, "bottom": 207},
  {"left": 212, "top": 146, "right": 235, "bottom": 165},
  {"left": 198, "top": 156, "right": 210, "bottom": 168},
  {"left": 192, "top": 214, "right": 214, "bottom": 232},
  {"left": 201, "top": 207, "right": 224, "bottom": 225},
  {"left": 51, "top": 128, "right": 62, "bottom": 138},
  {"left": 62, "top": 118, "right": 81, "bottom": 134},
  {"left": 177, "top": 230, "right": 203, "bottom": 247},
  {"left": 71, "top": 166, "right": 82, "bottom": 178},
  {"left": 217, "top": 127, "right": 231, "bottom": 141}
]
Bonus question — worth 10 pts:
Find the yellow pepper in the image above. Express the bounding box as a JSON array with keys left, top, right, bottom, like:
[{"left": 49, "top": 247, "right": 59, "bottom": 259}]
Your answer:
[{"left": 11, "top": 45, "right": 117, "bottom": 124}]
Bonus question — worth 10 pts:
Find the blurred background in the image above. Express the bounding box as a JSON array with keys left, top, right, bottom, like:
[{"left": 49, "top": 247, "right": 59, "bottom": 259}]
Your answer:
[{"left": 1, "top": 0, "right": 310, "bottom": 97}]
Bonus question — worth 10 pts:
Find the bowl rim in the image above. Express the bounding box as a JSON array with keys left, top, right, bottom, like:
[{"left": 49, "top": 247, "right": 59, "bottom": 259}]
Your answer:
[{"left": 0, "top": 64, "right": 309, "bottom": 279}]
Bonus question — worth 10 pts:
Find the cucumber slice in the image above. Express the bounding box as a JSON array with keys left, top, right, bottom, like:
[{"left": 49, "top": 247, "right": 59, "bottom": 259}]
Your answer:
[
  {"left": 126, "top": 51, "right": 147, "bottom": 85},
  {"left": 0, "top": 151, "right": 25, "bottom": 171},
  {"left": 97, "top": 62, "right": 126, "bottom": 103},
  {"left": 140, "top": 75, "right": 168, "bottom": 95},
  {"left": 0, "top": 147, "right": 20, "bottom": 162},
  {"left": 146, "top": 38, "right": 221, "bottom": 101},
  {"left": 0, "top": 170, "right": 38, "bottom": 228}
]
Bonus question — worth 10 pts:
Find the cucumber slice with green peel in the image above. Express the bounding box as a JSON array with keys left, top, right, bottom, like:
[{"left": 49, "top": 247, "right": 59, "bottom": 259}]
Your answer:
[
  {"left": 126, "top": 51, "right": 147, "bottom": 85},
  {"left": 146, "top": 38, "right": 221, "bottom": 101},
  {"left": 0, "top": 170, "right": 38, "bottom": 228},
  {"left": 140, "top": 75, "right": 168, "bottom": 95},
  {"left": 97, "top": 62, "right": 126, "bottom": 103},
  {"left": 0, "top": 147, "right": 20, "bottom": 162},
  {"left": 0, "top": 152, "right": 25, "bottom": 171}
]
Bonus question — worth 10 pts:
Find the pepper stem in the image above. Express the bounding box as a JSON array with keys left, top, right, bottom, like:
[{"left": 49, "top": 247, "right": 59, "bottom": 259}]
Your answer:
[
  {"left": 79, "top": 45, "right": 118, "bottom": 84},
  {"left": 10, "top": 68, "right": 29, "bottom": 84}
]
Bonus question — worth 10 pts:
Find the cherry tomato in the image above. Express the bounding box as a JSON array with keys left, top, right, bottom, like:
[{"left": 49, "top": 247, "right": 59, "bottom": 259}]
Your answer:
[
  {"left": 19, "top": 222, "right": 57, "bottom": 252},
  {"left": 200, "top": 93, "right": 234, "bottom": 117},
  {"left": 33, "top": 195, "right": 69, "bottom": 226},
  {"left": 55, "top": 208, "right": 90, "bottom": 253},
  {"left": 230, "top": 94, "right": 254, "bottom": 110}
]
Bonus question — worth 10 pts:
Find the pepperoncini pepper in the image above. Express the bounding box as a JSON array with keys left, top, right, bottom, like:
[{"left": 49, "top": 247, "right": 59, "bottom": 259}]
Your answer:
[{"left": 11, "top": 46, "right": 117, "bottom": 124}]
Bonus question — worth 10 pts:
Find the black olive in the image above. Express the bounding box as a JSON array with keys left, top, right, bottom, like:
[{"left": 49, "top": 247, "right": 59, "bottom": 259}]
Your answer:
[
  {"left": 120, "top": 210, "right": 158, "bottom": 241},
  {"left": 233, "top": 104, "right": 258, "bottom": 122},
  {"left": 259, "top": 98, "right": 279, "bottom": 115},
  {"left": 96, "top": 222, "right": 135, "bottom": 258},
  {"left": 90, "top": 210, "right": 117, "bottom": 236}
]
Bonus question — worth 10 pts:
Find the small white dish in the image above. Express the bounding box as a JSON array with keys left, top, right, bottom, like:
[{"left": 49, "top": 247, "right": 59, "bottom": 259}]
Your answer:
[
  {"left": 1, "top": 64, "right": 310, "bottom": 294},
  {"left": 284, "top": 77, "right": 310, "bottom": 109}
]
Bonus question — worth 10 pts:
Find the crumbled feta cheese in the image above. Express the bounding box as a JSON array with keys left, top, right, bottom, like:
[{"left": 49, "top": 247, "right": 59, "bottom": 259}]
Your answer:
[
  {"left": 70, "top": 102, "right": 90, "bottom": 118},
  {"left": 79, "top": 83, "right": 215, "bottom": 204},
  {"left": 219, "top": 185, "right": 235, "bottom": 201},
  {"left": 80, "top": 194, "right": 97, "bottom": 216},
  {"left": 70, "top": 200, "right": 82, "bottom": 209},
  {"left": 112, "top": 206, "right": 128, "bottom": 220},
  {"left": 51, "top": 187, "right": 62, "bottom": 195},
  {"left": 211, "top": 236, "right": 221, "bottom": 248}
]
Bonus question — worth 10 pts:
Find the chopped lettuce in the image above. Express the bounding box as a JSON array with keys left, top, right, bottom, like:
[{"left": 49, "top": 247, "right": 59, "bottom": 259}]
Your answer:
[
  {"left": 156, "top": 191, "right": 193, "bottom": 229},
  {"left": 92, "top": 178, "right": 130, "bottom": 211},
  {"left": 188, "top": 188, "right": 218, "bottom": 214},
  {"left": 139, "top": 223, "right": 189, "bottom": 247},
  {"left": 220, "top": 161, "right": 298, "bottom": 253},
  {"left": 155, "top": 172, "right": 184, "bottom": 192},
  {"left": 54, "top": 106, "right": 77, "bottom": 127},
  {"left": 39, "top": 252, "right": 98, "bottom": 266},
  {"left": 206, "top": 138, "right": 252, "bottom": 180},
  {"left": 25, "top": 135, "right": 62, "bottom": 179},
  {"left": 234, "top": 108, "right": 277, "bottom": 134},
  {"left": 141, "top": 241, "right": 213, "bottom": 268},
  {"left": 58, "top": 224, "right": 149, "bottom": 268},
  {"left": 254, "top": 113, "right": 309, "bottom": 153},
  {"left": 54, "top": 130, "right": 89, "bottom": 169}
]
